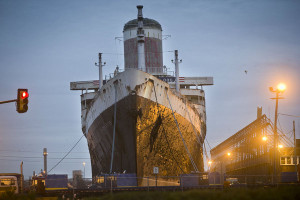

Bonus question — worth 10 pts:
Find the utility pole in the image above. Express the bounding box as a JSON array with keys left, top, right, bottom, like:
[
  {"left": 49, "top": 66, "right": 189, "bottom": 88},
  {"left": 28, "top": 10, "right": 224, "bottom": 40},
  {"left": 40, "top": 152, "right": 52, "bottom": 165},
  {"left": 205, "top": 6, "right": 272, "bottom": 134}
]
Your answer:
[
  {"left": 273, "top": 92, "right": 279, "bottom": 184},
  {"left": 43, "top": 148, "right": 47, "bottom": 175},
  {"left": 269, "top": 83, "right": 286, "bottom": 184},
  {"left": 20, "top": 161, "right": 23, "bottom": 194},
  {"left": 294, "top": 121, "right": 297, "bottom": 174}
]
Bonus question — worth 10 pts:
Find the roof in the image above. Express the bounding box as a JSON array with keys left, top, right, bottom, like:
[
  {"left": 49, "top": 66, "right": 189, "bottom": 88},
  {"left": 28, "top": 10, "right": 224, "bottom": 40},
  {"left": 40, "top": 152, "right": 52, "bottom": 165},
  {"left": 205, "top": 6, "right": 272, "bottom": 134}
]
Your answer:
[{"left": 123, "top": 18, "right": 162, "bottom": 31}]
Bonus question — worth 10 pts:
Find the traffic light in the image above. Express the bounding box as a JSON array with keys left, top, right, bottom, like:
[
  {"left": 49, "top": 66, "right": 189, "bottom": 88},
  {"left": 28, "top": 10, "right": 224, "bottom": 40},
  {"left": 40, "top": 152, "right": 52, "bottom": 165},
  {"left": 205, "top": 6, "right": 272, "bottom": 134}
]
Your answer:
[{"left": 17, "top": 89, "right": 29, "bottom": 113}]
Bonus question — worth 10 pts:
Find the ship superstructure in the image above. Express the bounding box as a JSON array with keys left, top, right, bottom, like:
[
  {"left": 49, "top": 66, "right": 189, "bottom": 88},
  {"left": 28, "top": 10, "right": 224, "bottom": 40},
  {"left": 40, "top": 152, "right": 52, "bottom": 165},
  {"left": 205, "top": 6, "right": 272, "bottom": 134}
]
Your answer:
[{"left": 70, "top": 5, "right": 213, "bottom": 185}]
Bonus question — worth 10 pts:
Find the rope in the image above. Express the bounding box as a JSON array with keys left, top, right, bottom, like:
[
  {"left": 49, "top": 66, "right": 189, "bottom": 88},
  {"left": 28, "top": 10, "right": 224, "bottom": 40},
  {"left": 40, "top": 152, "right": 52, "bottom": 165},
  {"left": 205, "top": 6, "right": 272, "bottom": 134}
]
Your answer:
[
  {"left": 205, "top": 138, "right": 212, "bottom": 151},
  {"left": 110, "top": 83, "right": 118, "bottom": 174},
  {"left": 48, "top": 135, "right": 84, "bottom": 173},
  {"left": 184, "top": 98, "right": 210, "bottom": 165},
  {"left": 184, "top": 99, "right": 202, "bottom": 145},
  {"left": 152, "top": 82, "right": 184, "bottom": 173},
  {"left": 203, "top": 142, "right": 210, "bottom": 161},
  {"left": 165, "top": 90, "right": 199, "bottom": 172}
]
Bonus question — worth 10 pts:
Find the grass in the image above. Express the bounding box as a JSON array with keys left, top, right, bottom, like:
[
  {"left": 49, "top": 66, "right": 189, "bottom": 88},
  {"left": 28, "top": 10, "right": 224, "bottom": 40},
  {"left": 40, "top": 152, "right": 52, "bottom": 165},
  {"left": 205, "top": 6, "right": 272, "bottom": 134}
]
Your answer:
[
  {"left": 0, "top": 190, "right": 36, "bottom": 200},
  {"left": 83, "top": 186, "right": 300, "bottom": 200},
  {"left": 1, "top": 186, "right": 300, "bottom": 200}
]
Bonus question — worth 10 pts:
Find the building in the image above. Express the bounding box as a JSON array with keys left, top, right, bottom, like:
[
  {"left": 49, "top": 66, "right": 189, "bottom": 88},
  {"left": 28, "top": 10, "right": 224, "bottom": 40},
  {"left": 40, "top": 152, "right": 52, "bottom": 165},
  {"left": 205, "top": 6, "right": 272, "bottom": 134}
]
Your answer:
[{"left": 210, "top": 110, "right": 299, "bottom": 185}]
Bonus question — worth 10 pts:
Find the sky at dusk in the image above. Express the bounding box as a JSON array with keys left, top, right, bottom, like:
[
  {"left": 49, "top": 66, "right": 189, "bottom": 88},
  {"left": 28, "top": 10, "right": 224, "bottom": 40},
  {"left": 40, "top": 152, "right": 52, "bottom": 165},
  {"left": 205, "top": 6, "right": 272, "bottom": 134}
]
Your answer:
[{"left": 0, "top": 0, "right": 299, "bottom": 179}]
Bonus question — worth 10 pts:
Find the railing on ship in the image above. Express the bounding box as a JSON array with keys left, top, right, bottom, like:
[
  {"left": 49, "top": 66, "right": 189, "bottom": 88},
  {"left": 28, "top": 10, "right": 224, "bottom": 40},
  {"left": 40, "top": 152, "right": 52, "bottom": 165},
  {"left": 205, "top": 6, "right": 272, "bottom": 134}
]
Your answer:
[{"left": 104, "top": 66, "right": 175, "bottom": 84}]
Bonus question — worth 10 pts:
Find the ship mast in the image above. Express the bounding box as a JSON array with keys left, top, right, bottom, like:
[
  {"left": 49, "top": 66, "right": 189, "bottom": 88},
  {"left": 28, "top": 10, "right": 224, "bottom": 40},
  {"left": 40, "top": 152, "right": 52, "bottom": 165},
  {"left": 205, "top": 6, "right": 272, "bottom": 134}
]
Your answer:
[
  {"left": 95, "top": 53, "right": 105, "bottom": 89},
  {"left": 137, "top": 5, "right": 146, "bottom": 72}
]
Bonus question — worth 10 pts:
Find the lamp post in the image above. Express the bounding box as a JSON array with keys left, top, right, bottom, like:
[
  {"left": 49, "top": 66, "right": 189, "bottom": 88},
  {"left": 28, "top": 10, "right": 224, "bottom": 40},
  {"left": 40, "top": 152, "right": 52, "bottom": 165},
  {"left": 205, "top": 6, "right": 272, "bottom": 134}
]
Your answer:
[
  {"left": 82, "top": 162, "right": 86, "bottom": 179},
  {"left": 269, "top": 83, "right": 286, "bottom": 184},
  {"left": 221, "top": 152, "right": 231, "bottom": 184},
  {"left": 262, "top": 136, "right": 268, "bottom": 183}
]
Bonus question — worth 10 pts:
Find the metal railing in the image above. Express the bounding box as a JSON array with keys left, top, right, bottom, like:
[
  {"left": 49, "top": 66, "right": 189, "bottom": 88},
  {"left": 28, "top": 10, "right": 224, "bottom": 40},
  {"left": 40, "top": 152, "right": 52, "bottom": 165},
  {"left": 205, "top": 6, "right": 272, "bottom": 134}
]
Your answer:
[{"left": 103, "top": 66, "right": 175, "bottom": 84}]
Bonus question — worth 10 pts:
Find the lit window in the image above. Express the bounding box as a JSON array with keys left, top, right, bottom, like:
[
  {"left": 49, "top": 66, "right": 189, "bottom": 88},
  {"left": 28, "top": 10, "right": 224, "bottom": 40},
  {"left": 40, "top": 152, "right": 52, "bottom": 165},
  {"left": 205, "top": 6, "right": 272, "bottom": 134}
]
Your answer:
[
  {"left": 292, "top": 157, "right": 297, "bottom": 165},
  {"left": 287, "top": 157, "right": 291, "bottom": 165},
  {"left": 280, "top": 157, "right": 285, "bottom": 165}
]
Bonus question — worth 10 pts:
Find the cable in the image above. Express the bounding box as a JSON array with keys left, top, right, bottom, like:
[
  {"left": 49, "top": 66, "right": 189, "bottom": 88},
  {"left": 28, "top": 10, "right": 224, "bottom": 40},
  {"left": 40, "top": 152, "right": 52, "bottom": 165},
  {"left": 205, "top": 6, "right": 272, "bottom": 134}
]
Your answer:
[
  {"left": 203, "top": 142, "right": 210, "bottom": 161},
  {"left": 184, "top": 99, "right": 202, "bottom": 145},
  {"left": 279, "top": 113, "right": 300, "bottom": 118},
  {"left": 47, "top": 135, "right": 85, "bottom": 173},
  {"left": 165, "top": 90, "right": 199, "bottom": 172},
  {"left": 152, "top": 83, "right": 184, "bottom": 174},
  {"left": 205, "top": 138, "right": 212, "bottom": 151},
  {"left": 0, "top": 155, "right": 89, "bottom": 159},
  {"left": 0, "top": 150, "right": 88, "bottom": 153},
  {"left": 0, "top": 158, "right": 90, "bottom": 164}
]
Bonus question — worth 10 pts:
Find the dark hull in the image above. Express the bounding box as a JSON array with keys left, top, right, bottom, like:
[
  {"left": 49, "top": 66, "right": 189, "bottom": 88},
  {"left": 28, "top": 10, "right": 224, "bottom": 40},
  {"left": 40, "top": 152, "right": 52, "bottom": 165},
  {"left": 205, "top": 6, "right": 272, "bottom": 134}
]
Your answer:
[{"left": 86, "top": 94, "right": 204, "bottom": 180}]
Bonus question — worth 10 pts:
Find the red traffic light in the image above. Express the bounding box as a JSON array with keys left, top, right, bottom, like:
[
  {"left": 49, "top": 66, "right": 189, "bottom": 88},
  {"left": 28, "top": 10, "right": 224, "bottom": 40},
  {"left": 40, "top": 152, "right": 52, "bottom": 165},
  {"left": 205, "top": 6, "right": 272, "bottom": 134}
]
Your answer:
[
  {"left": 21, "top": 91, "right": 29, "bottom": 99},
  {"left": 17, "top": 89, "right": 29, "bottom": 113}
]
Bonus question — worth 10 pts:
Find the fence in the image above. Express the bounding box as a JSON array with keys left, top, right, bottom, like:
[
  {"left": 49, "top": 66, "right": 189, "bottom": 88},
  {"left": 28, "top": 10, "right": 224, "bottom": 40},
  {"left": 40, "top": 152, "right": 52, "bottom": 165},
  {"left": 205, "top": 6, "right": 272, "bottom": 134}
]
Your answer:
[{"left": 23, "top": 173, "right": 299, "bottom": 194}]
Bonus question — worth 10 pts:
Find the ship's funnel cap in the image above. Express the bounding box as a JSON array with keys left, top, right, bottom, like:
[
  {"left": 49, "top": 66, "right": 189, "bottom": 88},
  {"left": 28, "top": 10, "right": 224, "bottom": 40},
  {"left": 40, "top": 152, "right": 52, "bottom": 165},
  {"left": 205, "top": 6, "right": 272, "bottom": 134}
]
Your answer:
[{"left": 137, "top": 5, "right": 143, "bottom": 17}]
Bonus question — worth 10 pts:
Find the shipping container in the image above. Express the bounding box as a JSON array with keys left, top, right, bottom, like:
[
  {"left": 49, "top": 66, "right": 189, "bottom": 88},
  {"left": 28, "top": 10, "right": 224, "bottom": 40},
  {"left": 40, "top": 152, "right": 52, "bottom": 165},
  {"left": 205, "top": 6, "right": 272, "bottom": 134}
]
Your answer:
[{"left": 45, "top": 174, "right": 68, "bottom": 190}]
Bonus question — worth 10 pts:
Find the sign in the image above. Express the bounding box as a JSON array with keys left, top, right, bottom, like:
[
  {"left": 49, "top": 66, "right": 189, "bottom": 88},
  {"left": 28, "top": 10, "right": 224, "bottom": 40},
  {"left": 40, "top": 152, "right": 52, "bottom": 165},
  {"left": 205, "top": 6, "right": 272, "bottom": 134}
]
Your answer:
[
  {"left": 153, "top": 167, "right": 159, "bottom": 174},
  {"left": 157, "top": 76, "right": 175, "bottom": 83}
]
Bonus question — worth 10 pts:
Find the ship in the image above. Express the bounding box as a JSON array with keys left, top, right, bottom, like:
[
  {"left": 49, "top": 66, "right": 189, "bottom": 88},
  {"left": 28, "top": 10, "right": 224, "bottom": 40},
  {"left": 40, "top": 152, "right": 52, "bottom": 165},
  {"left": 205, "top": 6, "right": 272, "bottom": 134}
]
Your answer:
[{"left": 70, "top": 5, "right": 213, "bottom": 186}]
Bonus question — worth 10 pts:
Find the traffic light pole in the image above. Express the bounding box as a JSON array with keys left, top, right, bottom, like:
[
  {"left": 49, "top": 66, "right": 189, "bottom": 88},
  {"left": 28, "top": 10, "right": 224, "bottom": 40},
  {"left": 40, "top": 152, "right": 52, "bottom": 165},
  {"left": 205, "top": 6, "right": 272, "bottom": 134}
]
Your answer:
[{"left": 0, "top": 99, "right": 17, "bottom": 104}]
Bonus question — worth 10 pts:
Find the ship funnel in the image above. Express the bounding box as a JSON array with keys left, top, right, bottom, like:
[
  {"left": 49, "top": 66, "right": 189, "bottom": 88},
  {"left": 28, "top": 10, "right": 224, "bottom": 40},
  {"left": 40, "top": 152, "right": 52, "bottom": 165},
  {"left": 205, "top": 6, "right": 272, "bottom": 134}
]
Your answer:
[
  {"left": 136, "top": 5, "right": 146, "bottom": 72},
  {"left": 123, "top": 6, "right": 163, "bottom": 74}
]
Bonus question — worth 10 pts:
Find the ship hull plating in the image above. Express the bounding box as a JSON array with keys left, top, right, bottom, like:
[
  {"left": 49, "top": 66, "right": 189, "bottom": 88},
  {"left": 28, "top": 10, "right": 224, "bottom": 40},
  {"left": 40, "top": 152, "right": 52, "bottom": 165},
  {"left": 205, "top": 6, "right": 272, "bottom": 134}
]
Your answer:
[{"left": 86, "top": 92, "right": 204, "bottom": 182}]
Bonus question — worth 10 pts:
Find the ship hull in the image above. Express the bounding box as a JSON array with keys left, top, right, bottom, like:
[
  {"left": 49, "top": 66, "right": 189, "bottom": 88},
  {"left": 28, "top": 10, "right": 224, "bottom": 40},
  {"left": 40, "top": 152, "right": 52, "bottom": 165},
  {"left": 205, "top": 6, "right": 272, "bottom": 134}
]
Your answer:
[{"left": 86, "top": 85, "right": 204, "bottom": 182}]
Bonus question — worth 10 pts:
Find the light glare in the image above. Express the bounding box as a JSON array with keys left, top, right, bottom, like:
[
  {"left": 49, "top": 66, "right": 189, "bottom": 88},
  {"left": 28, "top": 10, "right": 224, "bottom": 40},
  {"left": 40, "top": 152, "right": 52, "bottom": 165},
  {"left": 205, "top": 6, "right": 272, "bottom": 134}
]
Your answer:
[{"left": 277, "top": 83, "right": 286, "bottom": 92}]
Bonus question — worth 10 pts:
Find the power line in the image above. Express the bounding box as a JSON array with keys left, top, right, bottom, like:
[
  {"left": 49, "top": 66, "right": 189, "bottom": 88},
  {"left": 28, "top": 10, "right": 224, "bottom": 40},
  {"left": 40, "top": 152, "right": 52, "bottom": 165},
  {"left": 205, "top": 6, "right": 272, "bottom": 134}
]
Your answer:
[
  {"left": 279, "top": 113, "right": 300, "bottom": 118},
  {"left": 0, "top": 150, "right": 89, "bottom": 153},
  {"left": 0, "top": 155, "right": 89, "bottom": 159},
  {"left": 0, "top": 158, "right": 90, "bottom": 164}
]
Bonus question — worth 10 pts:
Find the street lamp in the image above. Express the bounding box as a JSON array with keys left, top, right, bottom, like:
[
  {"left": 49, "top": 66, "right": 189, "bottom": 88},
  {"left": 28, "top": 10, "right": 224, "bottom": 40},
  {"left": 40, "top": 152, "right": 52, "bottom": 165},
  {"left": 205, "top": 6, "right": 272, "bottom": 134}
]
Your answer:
[
  {"left": 208, "top": 160, "right": 212, "bottom": 172},
  {"left": 82, "top": 162, "right": 86, "bottom": 179},
  {"left": 269, "top": 82, "right": 286, "bottom": 184},
  {"left": 262, "top": 136, "right": 267, "bottom": 141}
]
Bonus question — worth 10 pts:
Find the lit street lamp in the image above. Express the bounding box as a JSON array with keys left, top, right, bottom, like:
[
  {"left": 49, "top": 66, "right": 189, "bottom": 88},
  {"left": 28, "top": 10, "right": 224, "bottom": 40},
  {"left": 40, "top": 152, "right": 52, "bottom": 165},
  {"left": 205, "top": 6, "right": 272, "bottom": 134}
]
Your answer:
[
  {"left": 262, "top": 136, "right": 267, "bottom": 141},
  {"left": 269, "top": 83, "right": 286, "bottom": 184},
  {"left": 208, "top": 160, "right": 212, "bottom": 172}
]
